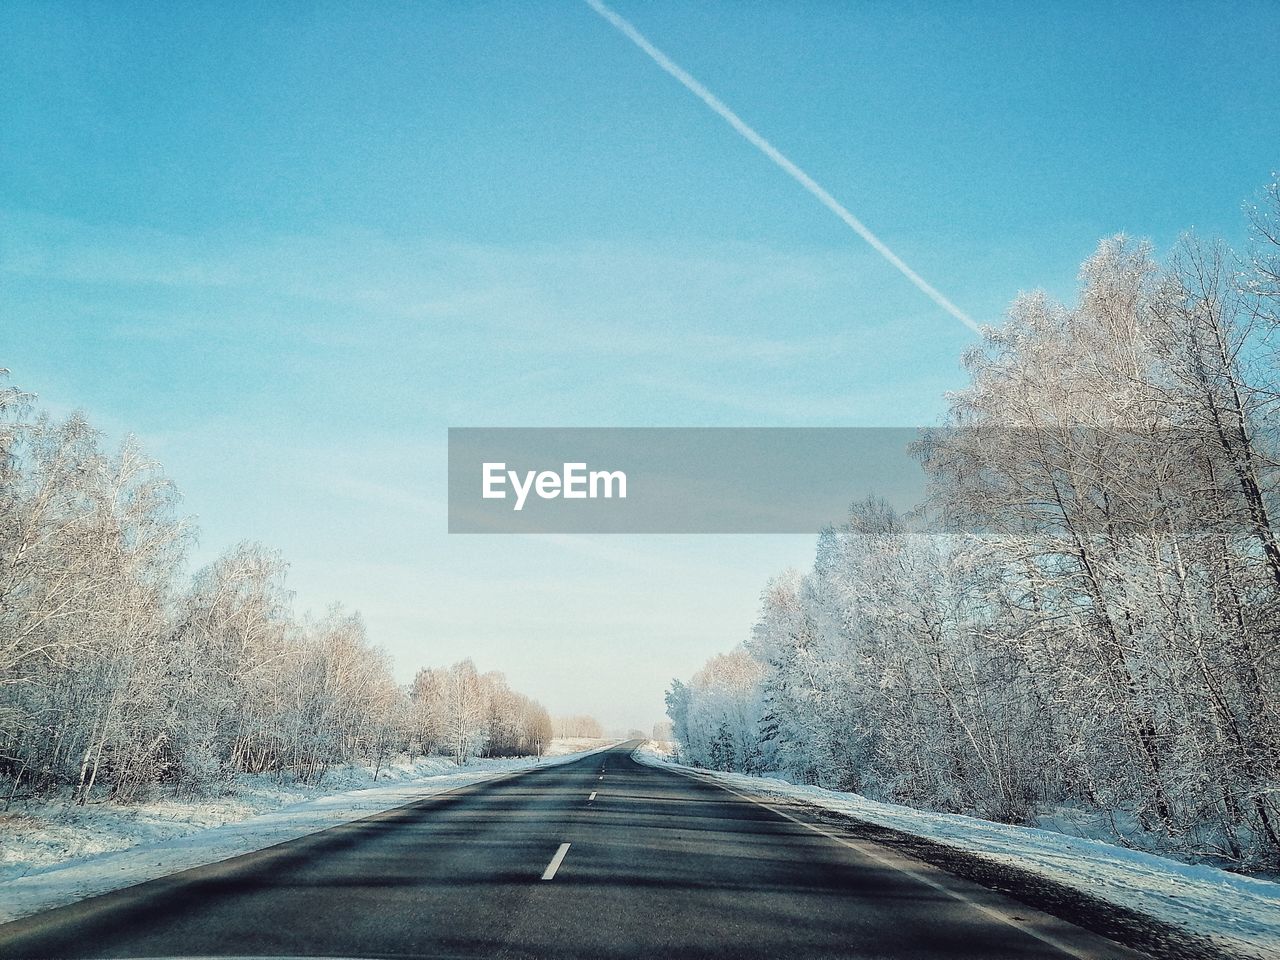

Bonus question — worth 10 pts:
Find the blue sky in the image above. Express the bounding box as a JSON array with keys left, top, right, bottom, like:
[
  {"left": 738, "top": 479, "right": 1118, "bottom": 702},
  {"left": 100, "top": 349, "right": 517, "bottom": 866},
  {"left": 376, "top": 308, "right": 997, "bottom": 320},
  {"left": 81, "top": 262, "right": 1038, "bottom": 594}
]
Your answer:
[{"left": 2, "top": 0, "right": 1278, "bottom": 729}]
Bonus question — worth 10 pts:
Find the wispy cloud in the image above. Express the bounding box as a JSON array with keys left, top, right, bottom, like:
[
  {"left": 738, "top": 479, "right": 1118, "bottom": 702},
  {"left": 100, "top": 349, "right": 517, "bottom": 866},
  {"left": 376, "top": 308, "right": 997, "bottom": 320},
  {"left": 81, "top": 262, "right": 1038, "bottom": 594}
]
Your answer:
[
  {"left": 2, "top": 209, "right": 963, "bottom": 426},
  {"left": 2, "top": 209, "right": 907, "bottom": 354}
]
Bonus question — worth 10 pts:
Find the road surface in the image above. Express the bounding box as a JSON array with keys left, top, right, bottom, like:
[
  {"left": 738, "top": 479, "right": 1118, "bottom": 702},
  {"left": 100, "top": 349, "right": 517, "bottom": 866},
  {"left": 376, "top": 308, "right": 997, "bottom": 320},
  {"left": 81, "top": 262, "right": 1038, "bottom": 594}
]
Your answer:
[{"left": 0, "top": 741, "right": 1146, "bottom": 959}]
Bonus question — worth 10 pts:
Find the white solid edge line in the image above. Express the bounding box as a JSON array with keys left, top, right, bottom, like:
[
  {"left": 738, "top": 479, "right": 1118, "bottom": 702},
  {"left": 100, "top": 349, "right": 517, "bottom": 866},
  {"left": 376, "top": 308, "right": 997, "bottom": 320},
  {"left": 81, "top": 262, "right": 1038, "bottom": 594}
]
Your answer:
[
  {"left": 589, "top": 791, "right": 597, "bottom": 801},
  {"left": 666, "top": 766, "right": 1108, "bottom": 960},
  {"left": 541, "top": 842, "right": 572, "bottom": 881}
]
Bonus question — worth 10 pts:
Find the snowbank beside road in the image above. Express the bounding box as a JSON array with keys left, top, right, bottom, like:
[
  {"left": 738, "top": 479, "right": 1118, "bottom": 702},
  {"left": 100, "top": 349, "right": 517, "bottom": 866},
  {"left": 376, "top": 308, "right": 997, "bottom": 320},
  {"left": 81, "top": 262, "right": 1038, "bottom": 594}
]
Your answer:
[
  {"left": 0, "top": 744, "right": 612, "bottom": 924},
  {"left": 0, "top": 754, "right": 469, "bottom": 886},
  {"left": 633, "top": 743, "right": 1280, "bottom": 960}
]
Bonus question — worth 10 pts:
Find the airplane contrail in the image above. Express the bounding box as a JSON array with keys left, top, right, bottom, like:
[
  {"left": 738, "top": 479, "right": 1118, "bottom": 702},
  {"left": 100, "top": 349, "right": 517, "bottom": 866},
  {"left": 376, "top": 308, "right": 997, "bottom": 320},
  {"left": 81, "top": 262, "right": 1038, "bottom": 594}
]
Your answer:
[{"left": 583, "top": 0, "right": 982, "bottom": 335}]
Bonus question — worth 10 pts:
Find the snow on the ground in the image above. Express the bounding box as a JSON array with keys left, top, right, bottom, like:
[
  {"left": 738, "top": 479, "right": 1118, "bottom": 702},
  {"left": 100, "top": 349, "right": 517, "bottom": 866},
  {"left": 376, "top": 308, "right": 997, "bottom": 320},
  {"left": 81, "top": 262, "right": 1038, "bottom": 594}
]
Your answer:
[
  {"left": 0, "top": 743, "right": 613, "bottom": 924},
  {"left": 543, "top": 737, "right": 620, "bottom": 757},
  {"left": 0, "top": 755, "right": 466, "bottom": 886},
  {"left": 634, "top": 742, "right": 1280, "bottom": 960}
]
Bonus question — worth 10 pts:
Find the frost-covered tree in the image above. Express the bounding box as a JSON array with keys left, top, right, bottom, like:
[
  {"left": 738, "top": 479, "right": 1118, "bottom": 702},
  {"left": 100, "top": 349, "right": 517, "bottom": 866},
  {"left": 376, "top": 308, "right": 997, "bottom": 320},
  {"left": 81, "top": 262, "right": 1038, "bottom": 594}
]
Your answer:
[
  {"left": 670, "top": 648, "right": 768, "bottom": 773},
  {"left": 668, "top": 187, "right": 1280, "bottom": 867},
  {"left": 0, "top": 371, "right": 555, "bottom": 805}
]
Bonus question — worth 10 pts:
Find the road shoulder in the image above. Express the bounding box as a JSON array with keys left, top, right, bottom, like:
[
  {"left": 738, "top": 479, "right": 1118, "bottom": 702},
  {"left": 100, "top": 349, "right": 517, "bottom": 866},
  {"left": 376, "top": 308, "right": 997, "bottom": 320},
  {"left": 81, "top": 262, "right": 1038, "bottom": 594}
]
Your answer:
[{"left": 632, "top": 745, "right": 1274, "bottom": 960}]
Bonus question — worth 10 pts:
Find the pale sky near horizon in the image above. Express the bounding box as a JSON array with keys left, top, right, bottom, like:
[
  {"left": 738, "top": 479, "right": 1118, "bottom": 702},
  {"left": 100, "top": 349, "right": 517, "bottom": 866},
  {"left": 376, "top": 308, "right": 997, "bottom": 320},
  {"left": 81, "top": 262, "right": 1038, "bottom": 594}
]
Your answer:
[{"left": 2, "top": 1, "right": 1278, "bottom": 730}]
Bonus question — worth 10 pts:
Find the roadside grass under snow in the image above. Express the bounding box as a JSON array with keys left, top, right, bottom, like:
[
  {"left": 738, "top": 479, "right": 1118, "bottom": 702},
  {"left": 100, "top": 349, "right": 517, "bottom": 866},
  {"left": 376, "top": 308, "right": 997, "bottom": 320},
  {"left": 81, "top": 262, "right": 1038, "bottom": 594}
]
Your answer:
[
  {"left": 1, "top": 754, "right": 458, "bottom": 884},
  {"left": 633, "top": 742, "right": 1280, "bottom": 960},
  {"left": 0, "top": 740, "right": 616, "bottom": 924}
]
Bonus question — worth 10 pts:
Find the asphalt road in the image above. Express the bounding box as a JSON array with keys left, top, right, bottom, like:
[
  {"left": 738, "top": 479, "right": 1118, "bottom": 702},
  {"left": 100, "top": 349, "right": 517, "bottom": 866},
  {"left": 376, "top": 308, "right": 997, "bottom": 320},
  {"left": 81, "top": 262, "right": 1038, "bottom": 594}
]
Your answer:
[{"left": 0, "top": 741, "right": 1147, "bottom": 960}]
